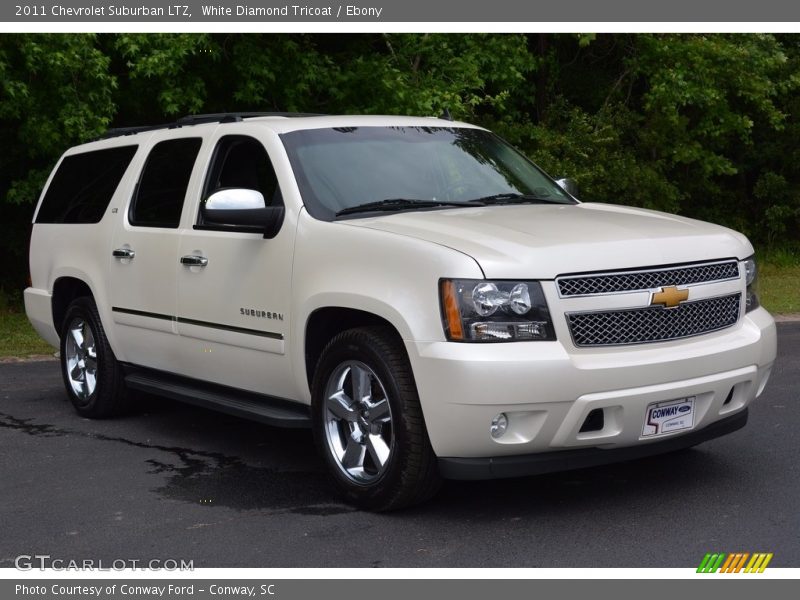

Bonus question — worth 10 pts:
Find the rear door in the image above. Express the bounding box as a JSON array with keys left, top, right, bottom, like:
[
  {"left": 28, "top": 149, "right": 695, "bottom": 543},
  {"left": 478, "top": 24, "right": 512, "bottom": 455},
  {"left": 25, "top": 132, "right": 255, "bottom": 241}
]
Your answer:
[
  {"left": 173, "top": 131, "right": 296, "bottom": 398},
  {"left": 108, "top": 134, "right": 204, "bottom": 369}
]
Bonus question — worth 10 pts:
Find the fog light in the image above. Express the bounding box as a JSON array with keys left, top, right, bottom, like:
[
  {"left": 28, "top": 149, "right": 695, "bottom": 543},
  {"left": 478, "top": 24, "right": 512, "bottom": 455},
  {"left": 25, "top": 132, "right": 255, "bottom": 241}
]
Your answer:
[{"left": 490, "top": 413, "right": 508, "bottom": 439}]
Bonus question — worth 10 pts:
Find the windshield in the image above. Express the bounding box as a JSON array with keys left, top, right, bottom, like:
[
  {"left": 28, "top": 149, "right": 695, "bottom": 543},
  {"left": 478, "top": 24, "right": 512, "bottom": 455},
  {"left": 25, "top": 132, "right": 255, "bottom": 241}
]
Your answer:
[{"left": 280, "top": 126, "right": 575, "bottom": 219}]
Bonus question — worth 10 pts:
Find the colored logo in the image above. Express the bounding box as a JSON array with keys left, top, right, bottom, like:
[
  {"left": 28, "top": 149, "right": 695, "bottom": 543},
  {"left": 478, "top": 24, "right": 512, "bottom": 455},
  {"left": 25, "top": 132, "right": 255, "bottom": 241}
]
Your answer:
[
  {"left": 650, "top": 285, "right": 690, "bottom": 308},
  {"left": 697, "top": 552, "right": 773, "bottom": 573}
]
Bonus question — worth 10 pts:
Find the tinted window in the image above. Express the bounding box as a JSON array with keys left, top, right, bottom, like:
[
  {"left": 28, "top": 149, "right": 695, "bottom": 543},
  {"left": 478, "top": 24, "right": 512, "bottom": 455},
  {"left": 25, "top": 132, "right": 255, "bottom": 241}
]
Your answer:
[
  {"left": 204, "top": 136, "right": 280, "bottom": 206},
  {"left": 280, "top": 127, "right": 573, "bottom": 220},
  {"left": 36, "top": 146, "right": 137, "bottom": 224},
  {"left": 130, "top": 138, "right": 201, "bottom": 228}
]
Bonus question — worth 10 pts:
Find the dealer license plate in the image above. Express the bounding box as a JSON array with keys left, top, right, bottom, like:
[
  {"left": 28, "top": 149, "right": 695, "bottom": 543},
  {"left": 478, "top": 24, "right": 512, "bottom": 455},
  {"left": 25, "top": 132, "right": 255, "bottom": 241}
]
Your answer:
[{"left": 642, "top": 397, "right": 695, "bottom": 437}]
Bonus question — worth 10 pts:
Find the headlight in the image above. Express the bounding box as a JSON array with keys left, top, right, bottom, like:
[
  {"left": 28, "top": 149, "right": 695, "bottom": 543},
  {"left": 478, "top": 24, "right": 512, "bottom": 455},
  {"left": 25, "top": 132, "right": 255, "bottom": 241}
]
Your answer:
[
  {"left": 743, "top": 256, "right": 759, "bottom": 312},
  {"left": 440, "top": 279, "right": 556, "bottom": 342}
]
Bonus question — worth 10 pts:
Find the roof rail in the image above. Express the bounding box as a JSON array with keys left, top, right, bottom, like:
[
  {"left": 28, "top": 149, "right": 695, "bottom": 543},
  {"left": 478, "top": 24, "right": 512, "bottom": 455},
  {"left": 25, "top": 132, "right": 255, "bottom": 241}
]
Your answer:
[
  {"left": 97, "top": 111, "right": 324, "bottom": 140},
  {"left": 97, "top": 124, "right": 174, "bottom": 140},
  {"left": 176, "top": 112, "right": 324, "bottom": 124}
]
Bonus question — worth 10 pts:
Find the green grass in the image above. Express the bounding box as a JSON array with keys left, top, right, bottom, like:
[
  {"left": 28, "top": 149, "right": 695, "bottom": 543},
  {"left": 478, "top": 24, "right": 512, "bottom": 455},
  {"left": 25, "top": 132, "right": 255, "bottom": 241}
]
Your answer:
[
  {"left": 0, "top": 309, "right": 55, "bottom": 358},
  {"left": 758, "top": 246, "right": 800, "bottom": 315},
  {"left": 760, "top": 264, "right": 800, "bottom": 314}
]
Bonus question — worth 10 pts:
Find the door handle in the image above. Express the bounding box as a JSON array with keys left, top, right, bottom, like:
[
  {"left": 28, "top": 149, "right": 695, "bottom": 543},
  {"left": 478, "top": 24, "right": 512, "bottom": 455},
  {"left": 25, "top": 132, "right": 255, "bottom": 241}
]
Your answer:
[
  {"left": 180, "top": 255, "right": 208, "bottom": 267},
  {"left": 112, "top": 248, "right": 135, "bottom": 259}
]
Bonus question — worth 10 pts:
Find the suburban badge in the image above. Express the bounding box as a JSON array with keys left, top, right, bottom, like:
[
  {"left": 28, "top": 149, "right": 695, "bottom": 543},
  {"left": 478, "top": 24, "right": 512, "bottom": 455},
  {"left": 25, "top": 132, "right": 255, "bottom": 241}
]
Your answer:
[{"left": 240, "top": 308, "right": 284, "bottom": 321}]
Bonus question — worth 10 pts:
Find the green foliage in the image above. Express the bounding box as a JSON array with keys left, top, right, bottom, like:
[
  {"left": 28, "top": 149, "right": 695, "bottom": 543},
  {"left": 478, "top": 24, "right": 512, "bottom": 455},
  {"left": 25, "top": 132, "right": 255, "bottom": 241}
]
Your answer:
[
  {"left": 753, "top": 172, "right": 800, "bottom": 245},
  {"left": 634, "top": 35, "right": 791, "bottom": 177},
  {"left": 1, "top": 33, "right": 800, "bottom": 293},
  {"left": 626, "top": 34, "right": 800, "bottom": 234},
  {"left": 335, "top": 33, "right": 534, "bottom": 119},
  {"left": 0, "top": 34, "right": 115, "bottom": 205},
  {"left": 497, "top": 100, "right": 682, "bottom": 214},
  {"left": 228, "top": 34, "right": 332, "bottom": 111},
  {"left": 114, "top": 33, "right": 215, "bottom": 115}
]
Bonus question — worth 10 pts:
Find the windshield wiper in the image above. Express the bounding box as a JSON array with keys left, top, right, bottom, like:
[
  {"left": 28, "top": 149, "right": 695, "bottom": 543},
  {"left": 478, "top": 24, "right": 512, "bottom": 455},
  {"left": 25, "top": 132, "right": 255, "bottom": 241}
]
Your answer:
[
  {"left": 335, "top": 198, "right": 478, "bottom": 217},
  {"left": 467, "top": 193, "right": 561, "bottom": 205}
]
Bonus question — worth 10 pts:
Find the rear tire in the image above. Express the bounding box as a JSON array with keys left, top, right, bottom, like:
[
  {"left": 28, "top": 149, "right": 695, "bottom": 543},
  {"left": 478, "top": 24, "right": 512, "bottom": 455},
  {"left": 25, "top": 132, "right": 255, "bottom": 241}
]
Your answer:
[
  {"left": 311, "top": 326, "right": 442, "bottom": 511},
  {"left": 59, "top": 296, "right": 130, "bottom": 418}
]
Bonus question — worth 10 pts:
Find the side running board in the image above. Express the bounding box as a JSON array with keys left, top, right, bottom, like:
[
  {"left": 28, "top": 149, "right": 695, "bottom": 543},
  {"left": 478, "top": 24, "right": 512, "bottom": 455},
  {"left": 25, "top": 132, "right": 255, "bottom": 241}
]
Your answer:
[{"left": 124, "top": 370, "right": 311, "bottom": 428}]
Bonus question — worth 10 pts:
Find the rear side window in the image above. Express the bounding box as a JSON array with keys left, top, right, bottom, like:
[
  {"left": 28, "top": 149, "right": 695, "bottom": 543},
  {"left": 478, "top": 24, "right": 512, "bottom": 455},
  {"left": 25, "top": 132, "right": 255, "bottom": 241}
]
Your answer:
[
  {"left": 130, "top": 138, "right": 202, "bottom": 228},
  {"left": 35, "top": 146, "right": 137, "bottom": 224}
]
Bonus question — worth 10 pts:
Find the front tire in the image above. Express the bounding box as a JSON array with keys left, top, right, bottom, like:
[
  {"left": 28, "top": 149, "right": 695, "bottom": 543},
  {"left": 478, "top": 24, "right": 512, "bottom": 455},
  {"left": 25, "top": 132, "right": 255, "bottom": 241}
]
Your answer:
[
  {"left": 59, "top": 296, "right": 129, "bottom": 418},
  {"left": 311, "top": 326, "right": 442, "bottom": 511}
]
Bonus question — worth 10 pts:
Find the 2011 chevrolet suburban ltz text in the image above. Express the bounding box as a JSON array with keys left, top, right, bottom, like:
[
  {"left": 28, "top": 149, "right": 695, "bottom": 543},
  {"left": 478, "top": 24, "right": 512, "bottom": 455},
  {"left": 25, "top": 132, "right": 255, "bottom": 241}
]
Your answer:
[{"left": 25, "top": 113, "right": 777, "bottom": 510}]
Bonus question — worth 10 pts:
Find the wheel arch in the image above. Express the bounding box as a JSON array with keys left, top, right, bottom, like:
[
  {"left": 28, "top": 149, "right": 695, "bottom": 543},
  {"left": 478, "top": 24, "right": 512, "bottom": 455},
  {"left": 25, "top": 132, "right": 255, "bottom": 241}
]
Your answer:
[
  {"left": 302, "top": 306, "right": 406, "bottom": 393},
  {"left": 49, "top": 273, "right": 124, "bottom": 360},
  {"left": 52, "top": 276, "right": 95, "bottom": 338}
]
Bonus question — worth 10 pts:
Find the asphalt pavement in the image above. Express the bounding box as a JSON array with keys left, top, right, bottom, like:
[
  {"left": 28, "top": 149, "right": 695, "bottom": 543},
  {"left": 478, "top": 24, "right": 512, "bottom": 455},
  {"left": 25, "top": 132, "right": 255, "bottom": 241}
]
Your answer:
[{"left": 1, "top": 323, "right": 798, "bottom": 568}]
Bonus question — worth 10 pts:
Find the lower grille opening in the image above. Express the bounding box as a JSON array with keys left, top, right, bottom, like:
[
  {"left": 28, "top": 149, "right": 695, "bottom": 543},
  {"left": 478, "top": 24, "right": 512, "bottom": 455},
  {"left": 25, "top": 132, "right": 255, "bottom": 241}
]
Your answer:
[
  {"left": 723, "top": 387, "right": 735, "bottom": 405},
  {"left": 579, "top": 408, "right": 605, "bottom": 433}
]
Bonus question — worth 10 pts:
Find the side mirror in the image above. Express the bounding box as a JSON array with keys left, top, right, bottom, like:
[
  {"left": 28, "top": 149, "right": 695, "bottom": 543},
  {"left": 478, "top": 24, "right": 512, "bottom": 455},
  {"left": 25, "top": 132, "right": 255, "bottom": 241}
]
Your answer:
[
  {"left": 555, "top": 178, "right": 579, "bottom": 199},
  {"left": 202, "top": 188, "right": 285, "bottom": 239}
]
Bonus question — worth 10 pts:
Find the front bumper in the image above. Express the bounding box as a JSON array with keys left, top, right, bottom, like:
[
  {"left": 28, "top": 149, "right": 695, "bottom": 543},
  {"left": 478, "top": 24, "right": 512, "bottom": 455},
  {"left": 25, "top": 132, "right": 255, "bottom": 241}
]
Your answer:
[
  {"left": 407, "top": 307, "right": 777, "bottom": 465},
  {"left": 439, "top": 408, "right": 748, "bottom": 480}
]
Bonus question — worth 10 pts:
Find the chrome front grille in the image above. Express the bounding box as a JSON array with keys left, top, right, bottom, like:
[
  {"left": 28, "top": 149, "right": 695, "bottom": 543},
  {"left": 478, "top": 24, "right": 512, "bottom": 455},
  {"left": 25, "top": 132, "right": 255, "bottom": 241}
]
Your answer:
[
  {"left": 557, "top": 260, "right": 739, "bottom": 297},
  {"left": 566, "top": 293, "right": 741, "bottom": 347}
]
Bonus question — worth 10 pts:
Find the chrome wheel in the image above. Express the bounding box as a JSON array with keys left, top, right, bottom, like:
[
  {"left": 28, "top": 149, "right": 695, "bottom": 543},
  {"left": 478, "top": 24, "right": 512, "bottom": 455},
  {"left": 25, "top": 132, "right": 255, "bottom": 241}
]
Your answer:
[
  {"left": 323, "top": 360, "right": 394, "bottom": 484},
  {"left": 64, "top": 317, "right": 98, "bottom": 401}
]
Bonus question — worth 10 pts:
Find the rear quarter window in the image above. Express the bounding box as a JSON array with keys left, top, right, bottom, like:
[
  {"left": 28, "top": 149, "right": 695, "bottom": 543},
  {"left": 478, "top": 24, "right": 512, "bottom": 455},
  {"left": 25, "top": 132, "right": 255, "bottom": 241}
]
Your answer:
[{"left": 35, "top": 145, "right": 138, "bottom": 224}]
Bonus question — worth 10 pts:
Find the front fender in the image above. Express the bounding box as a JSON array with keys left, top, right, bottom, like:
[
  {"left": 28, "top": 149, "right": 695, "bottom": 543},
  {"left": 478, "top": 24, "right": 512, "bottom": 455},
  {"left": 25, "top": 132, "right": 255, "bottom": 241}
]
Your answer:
[{"left": 290, "top": 211, "right": 484, "bottom": 401}]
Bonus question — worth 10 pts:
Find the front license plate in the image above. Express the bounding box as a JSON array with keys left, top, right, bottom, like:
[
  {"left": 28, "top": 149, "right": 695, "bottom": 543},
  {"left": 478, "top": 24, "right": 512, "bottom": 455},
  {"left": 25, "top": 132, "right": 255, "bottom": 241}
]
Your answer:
[{"left": 642, "top": 397, "right": 695, "bottom": 437}]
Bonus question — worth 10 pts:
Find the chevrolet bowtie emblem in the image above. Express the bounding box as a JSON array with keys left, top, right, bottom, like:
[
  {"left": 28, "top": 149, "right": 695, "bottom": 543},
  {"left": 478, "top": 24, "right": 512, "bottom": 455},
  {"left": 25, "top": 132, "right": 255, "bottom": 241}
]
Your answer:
[{"left": 651, "top": 285, "right": 689, "bottom": 308}]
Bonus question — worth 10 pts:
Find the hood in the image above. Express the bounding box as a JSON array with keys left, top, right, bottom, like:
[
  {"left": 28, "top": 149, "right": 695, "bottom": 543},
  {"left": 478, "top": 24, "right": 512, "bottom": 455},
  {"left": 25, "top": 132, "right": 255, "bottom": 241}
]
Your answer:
[{"left": 343, "top": 202, "right": 752, "bottom": 279}]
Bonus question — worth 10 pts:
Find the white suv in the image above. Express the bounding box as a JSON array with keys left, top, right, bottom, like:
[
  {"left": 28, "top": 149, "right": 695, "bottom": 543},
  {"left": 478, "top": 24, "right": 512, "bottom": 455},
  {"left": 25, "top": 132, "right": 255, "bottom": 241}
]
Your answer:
[{"left": 25, "top": 113, "right": 777, "bottom": 510}]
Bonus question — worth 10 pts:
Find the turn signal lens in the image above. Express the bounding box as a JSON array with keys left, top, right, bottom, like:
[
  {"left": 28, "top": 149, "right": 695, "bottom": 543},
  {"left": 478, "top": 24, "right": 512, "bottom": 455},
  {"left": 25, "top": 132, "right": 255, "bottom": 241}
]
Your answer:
[{"left": 441, "top": 279, "right": 464, "bottom": 340}]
